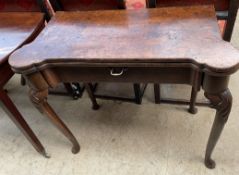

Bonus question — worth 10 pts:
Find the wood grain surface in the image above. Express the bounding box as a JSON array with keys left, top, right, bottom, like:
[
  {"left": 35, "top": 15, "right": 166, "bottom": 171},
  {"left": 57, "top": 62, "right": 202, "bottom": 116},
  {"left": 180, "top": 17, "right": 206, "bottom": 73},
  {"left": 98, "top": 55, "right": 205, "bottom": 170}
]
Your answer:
[
  {"left": 9, "top": 6, "right": 239, "bottom": 74},
  {"left": 0, "top": 12, "right": 44, "bottom": 64}
]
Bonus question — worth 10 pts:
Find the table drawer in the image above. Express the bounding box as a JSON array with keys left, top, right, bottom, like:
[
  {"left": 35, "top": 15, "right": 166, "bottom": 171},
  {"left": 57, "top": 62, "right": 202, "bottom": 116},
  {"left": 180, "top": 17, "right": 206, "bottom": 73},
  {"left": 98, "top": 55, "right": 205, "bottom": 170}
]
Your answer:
[{"left": 51, "top": 66, "right": 198, "bottom": 85}]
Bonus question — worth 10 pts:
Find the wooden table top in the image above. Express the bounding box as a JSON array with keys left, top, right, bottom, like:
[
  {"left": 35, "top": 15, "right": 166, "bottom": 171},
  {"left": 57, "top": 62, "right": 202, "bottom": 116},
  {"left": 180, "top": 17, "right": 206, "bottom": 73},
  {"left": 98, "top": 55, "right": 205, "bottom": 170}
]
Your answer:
[
  {"left": 9, "top": 6, "right": 239, "bottom": 74},
  {"left": 0, "top": 12, "right": 44, "bottom": 64}
]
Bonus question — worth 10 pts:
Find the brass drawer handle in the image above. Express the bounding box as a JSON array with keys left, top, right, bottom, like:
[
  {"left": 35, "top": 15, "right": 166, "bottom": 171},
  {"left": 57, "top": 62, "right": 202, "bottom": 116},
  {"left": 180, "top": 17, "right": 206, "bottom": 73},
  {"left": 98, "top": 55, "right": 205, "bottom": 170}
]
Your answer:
[{"left": 110, "top": 68, "right": 124, "bottom": 76}]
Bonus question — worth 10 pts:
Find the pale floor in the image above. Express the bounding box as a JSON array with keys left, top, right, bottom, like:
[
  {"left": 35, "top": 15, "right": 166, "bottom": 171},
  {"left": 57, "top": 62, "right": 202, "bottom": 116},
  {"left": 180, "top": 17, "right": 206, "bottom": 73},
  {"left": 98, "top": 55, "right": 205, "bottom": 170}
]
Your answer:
[{"left": 1, "top": 15, "right": 239, "bottom": 175}]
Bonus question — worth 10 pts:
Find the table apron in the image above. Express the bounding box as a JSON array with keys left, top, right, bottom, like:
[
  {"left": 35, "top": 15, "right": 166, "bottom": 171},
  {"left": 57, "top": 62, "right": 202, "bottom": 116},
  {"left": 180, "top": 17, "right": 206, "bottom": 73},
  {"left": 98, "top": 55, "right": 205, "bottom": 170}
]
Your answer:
[{"left": 40, "top": 67, "right": 201, "bottom": 88}]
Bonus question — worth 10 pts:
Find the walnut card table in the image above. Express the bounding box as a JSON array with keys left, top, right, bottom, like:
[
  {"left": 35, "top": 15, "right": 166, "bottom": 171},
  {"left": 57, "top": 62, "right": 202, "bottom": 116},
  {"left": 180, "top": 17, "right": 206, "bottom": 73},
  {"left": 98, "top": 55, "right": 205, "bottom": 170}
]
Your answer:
[{"left": 9, "top": 6, "right": 239, "bottom": 168}]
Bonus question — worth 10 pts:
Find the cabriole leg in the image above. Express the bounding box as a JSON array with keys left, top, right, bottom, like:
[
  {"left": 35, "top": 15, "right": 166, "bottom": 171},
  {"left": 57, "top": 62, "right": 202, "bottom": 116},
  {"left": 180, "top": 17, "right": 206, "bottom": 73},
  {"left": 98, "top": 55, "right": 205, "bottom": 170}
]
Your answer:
[
  {"left": 29, "top": 87, "right": 80, "bottom": 154},
  {"left": 204, "top": 88, "right": 232, "bottom": 169}
]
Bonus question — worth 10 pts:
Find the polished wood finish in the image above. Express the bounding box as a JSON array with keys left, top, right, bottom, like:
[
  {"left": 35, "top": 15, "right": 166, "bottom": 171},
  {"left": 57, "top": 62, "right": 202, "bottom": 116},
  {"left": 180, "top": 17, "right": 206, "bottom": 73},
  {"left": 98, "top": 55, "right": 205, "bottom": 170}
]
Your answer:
[
  {"left": 148, "top": 0, "right": 239, "bottom": 41},
  {"left": 9, "top": 7, "right": 239, "bottom": 73},
  {"left": 29, "top": 85, "right": 80, "bottom": 154},
  {"left": 204, "top": 88, "right": 232, "bottom": 169},
  {"left": 0, "top": 12, "right": 44, "bottom": 64},
  {"left": 49, "top": 0, "right": 141, "bottom": 104},
  {"left": 0, "top": 84, "right": 48, "bottom": 157},
  {"left": 9, "top": 6, "right": 239, "bottom": 168},
  {"left": 0, "top": 12, "right": 48, "bottom": 156},
  {"left": 147, "top": 0, "right": 239, "bottom": 112},
  {"left": 147, "top": 0, "right": 239, "bottom": 42},
  {"left": 37, "top": 0, "right": 85, "bottom": 99}
]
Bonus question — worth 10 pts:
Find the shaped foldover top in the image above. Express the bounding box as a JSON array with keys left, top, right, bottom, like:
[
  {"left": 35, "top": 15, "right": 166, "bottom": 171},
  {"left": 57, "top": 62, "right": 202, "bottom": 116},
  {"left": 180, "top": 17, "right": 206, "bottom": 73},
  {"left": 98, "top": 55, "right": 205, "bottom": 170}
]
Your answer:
[{"left": 9, "top": 6, "right": 239, "bottom": 75}]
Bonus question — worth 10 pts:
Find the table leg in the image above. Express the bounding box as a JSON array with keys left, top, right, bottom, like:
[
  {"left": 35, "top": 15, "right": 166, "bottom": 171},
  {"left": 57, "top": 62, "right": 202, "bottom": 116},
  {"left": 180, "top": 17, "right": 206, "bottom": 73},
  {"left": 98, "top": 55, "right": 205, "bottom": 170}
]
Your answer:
[
  {"left": 0, "top": 89, "right": 48, "bottom": 157},
  {"left": 188, "top": 86, "right": 198, "bottom": 114},
  {"left": 134, "top": 83, "right": 142, "bottom": 104},
  {"left": 29, "top": 88, "right": 80, "bottom": 154},
  {"left": 21, "top": 76, "right": 26, "bottom": 86},
  {"left": 204, "top": 88, "right": 232, "bottom": 169},
  {"left": 154, "top": 83, "right": 161, "bottom": 104},
  {"left": 85, "top": 83, "right": 100, "bottom": 110}
]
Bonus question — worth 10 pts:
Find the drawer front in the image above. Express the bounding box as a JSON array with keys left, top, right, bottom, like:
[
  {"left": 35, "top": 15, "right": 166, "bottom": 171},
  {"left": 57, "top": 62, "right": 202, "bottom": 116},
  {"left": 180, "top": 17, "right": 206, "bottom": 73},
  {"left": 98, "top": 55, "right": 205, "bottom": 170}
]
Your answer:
[{"left": 52, "top": 66, "right": 197, "bottom": 85}]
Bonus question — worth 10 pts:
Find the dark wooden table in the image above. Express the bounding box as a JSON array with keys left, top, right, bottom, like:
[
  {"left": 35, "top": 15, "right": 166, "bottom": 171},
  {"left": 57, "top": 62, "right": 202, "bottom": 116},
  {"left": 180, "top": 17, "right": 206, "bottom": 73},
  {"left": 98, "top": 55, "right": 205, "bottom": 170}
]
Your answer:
[
  {"left": 9, "top": 6, "right": 239, "bottom": 168},
  {"left": 0, "top": 12, "right": 49, "bottom": 157}
]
